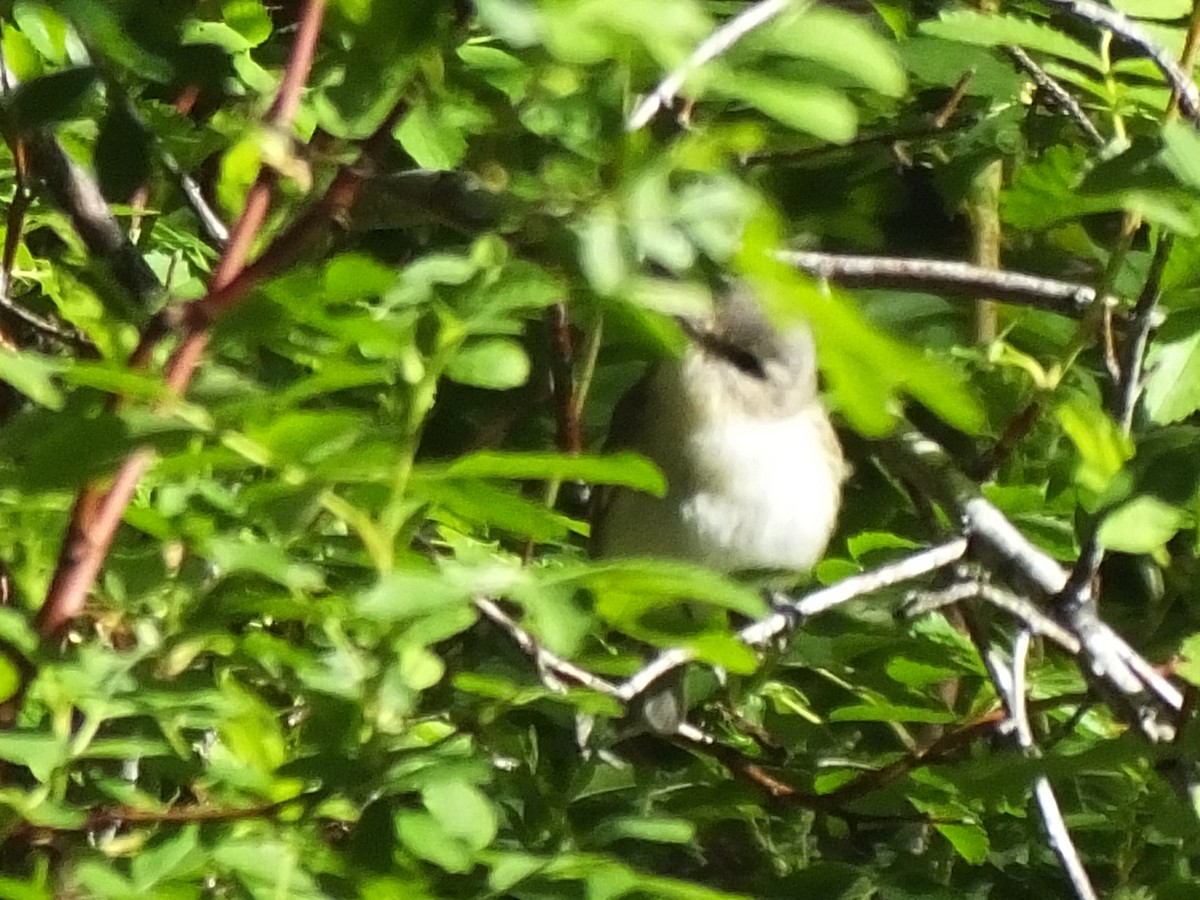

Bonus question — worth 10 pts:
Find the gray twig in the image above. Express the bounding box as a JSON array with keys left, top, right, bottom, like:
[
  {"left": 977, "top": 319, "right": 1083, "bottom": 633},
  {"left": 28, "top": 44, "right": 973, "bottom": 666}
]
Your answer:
[
  {"left": 989, "top": 630, "right": 1099, "bottom": 900},
  {"left": 618, "top": 539, "right": 969, "bottom": 702},
  {"left": 1036, "top": 0, "right": 1200, "bottom": 124},
  {"left": 779, "top": 250, "right": 1131, "bottom": 320},
  {"left": 1061, "top": 235, "right": 1171, "bottom": 628},
  {"left": 1006, "top": 45, "right": 1105, "bottom": 147},
  {"left": 474, "top": 597, "right": 621, "bottom": 697},
  {"left": 1117, "top": 234, "right": 1170, "bottom": 433},
  {"left": 627, "top": 0, "right": 801, "bottom": 130},
  {"left": 906, "top": 579, "right": 1081, "bottom": 653}
]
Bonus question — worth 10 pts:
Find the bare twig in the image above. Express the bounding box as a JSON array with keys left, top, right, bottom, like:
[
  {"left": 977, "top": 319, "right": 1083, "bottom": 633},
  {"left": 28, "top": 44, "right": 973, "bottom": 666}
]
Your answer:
[
  {"left": 1059, "top": 234, "right": 1170, "bottom": 636},
  {"left": 1117, "top": 234, "right": 1170, "bottom": 433},
  {"left": 1168, "top": 1, "right": 1200, "bottom": 117},
  {"left": 1036, "top": 0, "right": 1200, "bottom": 124},
  {"left": 1007, "top": 46, "right": 1105, "bottom": 147},
  {"left": 905, "top": 579, "right": 1081, "bottom": 653},
  {"left": 474, "top": 598, "right": 621, "bottom": 697},
  {"left": 545, "top": 301, "right": 582, "bottom": 455},
  {"left": 618, "top": 539, "right": 969, "bottom": 703},
  {"left": 987, "top": 629, "right": 1099, "bottom": 900},
  {"left": 778, "top": 250, "right": 1131, "bottom": 320},
  {"left": 627, "top": 0, "right": 800, "bottom": 130}
]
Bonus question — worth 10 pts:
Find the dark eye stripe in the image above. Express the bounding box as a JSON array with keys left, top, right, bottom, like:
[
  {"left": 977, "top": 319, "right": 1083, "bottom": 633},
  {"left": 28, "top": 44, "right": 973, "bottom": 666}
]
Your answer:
[{"left": 709, "top": 338, "right": 767, "bottom": 379}]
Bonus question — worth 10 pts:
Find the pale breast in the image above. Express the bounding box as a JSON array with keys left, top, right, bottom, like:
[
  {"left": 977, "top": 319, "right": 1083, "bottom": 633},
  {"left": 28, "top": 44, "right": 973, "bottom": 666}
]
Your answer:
[
  {"left": 680, "top": 405, "right": 843, "bottom": 571},
  {"left": 595, "top": 366, "right": 844, "bottom": 572}
]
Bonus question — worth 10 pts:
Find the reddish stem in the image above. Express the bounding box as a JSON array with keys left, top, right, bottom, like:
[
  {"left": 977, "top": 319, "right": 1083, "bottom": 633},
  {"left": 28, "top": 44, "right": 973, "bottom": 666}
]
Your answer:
[{"left": 36, "top": 0, "right": 329, "bottom": 637}]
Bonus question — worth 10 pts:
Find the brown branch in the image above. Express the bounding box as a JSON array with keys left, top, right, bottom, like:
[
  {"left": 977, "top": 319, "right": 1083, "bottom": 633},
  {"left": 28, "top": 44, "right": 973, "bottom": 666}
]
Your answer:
[
  {"left": 36, "top": 0, "right": 331, "bottom": 638},
  {"left": 545, "top": 301, "right": 582, "bottom": 455},
  {"left": 87, "top": 799, "right": 292, "bottom": 830}
]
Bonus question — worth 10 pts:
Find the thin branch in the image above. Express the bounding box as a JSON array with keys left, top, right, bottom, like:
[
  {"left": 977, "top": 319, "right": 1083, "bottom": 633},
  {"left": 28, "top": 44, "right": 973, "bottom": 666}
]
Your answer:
[
  {"left": 778, "top": 250, "right": 1132, "bottom": 320},
  {"left": 990, "top": 629, "right": 1099, "bottom": 900},
  {"left": 1117, "top": 234, "right": 1170, "bottom": 433},
  {"left": 904, "top": 579, "right": 1081, "bottom": 653},
  {"left": 1036, "top": 0, "right": 1200, "bottom": 125},
  {"left": 545, "top": 301, "right": 582, "bottom": 455},
  {"left": 1168, "top": 0, "right": 1200, "bottom": 117},
  {"left": 627, "top": 0, "right": 799, "bottom": 130},
  {"left": 474, "top": 598, "right": 621, "bottom": 697},
  {"left": 1007, "top": 46, "right": 1105, "bottom": 147},
  {"left": 617, "top": 539, "right": 969, "bottom": 703},
  {"left": 1059, "top": 234, "right": 1171, "bottom": 612}
]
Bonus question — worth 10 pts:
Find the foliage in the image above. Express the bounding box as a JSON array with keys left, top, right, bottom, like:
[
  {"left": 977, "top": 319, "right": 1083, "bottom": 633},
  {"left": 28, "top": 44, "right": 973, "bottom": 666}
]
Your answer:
[{"left": 0, "top": 0, "right": 1193, "bottom": 897}]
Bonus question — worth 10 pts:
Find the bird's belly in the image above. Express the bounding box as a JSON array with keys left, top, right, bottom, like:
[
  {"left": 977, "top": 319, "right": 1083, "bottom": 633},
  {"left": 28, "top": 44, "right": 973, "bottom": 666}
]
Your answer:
[{"left": 678, "top": 411, "right": 841, "bottom": 572}]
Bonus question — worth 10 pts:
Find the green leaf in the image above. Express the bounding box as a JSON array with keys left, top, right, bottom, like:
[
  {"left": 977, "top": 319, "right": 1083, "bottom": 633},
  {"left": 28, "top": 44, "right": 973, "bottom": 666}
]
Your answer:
[
  {"left": 12, "top": 1, "right": 73, "bottom": 64},
  {"left": 935, "top": 822, "right": 990, "bottom": 865},
  {"left": 1177, "top": 632, "right": 1200, "bottom": 686},
  {"left": 445, "top": 338, "right": 530, "bottom": 389},
  {"left": 1056, "top": 397, "right": 1133, "bottom": 494},
  {"left": 1144, "top": 310, "right": 1200, "bottom": 424},
  {"left": 131, "top": 825, "right": 201, "bottom": 890},
  {"left": 0, "top": 732, "right": 65, "bottom": 782},
  {"left": 423, "top": 780, "right": 498, "bottom": 851},
  {"left": 0, "top": 349, "right": 63, "bottom": 409},
  {"left": 395, "top": 811, "right": 473, "bottom": 873},
  {"left": 222, "top": 0, "right": 272, "bottom": 46},
  {"left": 1097, "top": 495, "right": 1187, "bottom": 553},
  {"left": 202, "top": 535, "right": 325, "bottom": 592},
  {"left": 719, "top": 75, "right": 857, "bottom": 143},
  {"left": 324, "top": 252, "right": 399, "bottom": 301},
  {"left": 434, "top": 451, "right": 666, "bottom": 496},
  {"left": 919, "top": 11, "right": 1103, "bottom": 70},
  {"left": 1161, "top": 119, "right": 1200, "bottom": 190},
  {"left": 591, "top": 815, "right": 695, "bottom": 846},
  {"left": 761, "top": 8, "right": 907, "bottom": 97},
  {"left": 0, "top": 656, "right": 19, "bottom": 705},
  {"left": 216, "top": 134, "right": 262, "bottom": 218},
  {"left": 750, "top": 263, "right": 984, "bottom": 435},
  {"left": 357, "top": 570, "right": 477, "bottom": 623},
  {"left": 395, "top": 102, "right": 468, "bottom": 171}
]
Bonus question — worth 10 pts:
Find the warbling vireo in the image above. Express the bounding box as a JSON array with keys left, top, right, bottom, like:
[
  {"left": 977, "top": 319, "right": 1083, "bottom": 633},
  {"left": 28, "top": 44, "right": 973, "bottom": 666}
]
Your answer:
[{"left": 591, "top": 282, "right": 846, "bottom": 733}]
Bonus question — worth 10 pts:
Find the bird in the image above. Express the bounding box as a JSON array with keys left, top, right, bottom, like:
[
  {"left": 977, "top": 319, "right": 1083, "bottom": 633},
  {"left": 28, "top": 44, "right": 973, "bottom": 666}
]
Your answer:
[{"left": 590, "top": 281, "right": 847, "bottom": 734}]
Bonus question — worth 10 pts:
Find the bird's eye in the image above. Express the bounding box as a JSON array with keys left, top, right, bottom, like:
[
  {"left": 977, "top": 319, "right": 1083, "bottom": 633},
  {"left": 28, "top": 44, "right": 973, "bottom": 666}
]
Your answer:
[{"left": 718, "top": 343, "right": 767, "bottom": 379}]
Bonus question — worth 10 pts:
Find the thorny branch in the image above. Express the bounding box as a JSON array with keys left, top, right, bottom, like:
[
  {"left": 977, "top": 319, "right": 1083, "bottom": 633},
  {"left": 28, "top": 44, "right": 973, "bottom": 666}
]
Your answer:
[{"left": 36, "top": 0, "right": 333, "bottom": 637}]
